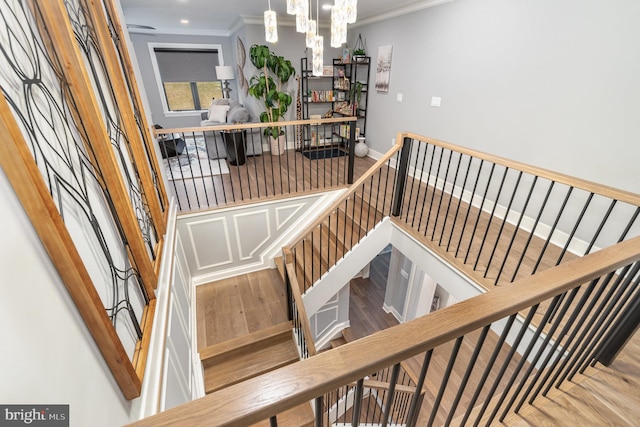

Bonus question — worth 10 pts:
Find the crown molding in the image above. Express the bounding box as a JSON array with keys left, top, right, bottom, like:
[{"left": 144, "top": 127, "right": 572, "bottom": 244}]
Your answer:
[
  {"left": 128, "top": 26, "right": 230, "bottom": 37},
  {"left": 352, "top": 0, "right": 455, "bottom": 28}
]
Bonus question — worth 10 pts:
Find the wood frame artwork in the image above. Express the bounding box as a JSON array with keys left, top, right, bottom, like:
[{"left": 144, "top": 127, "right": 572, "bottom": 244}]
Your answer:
[{"left": 0, "top": 0, "right": 167, "bottom": 399}]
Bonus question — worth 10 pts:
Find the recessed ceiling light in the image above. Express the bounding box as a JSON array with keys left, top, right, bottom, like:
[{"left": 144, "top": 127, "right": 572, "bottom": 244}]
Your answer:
[
  {"left": 180, "top": 19, "right": 189, "bottom": 24},
  {"left": 322, "top": 4, "right": 332, "bottom": 10}
]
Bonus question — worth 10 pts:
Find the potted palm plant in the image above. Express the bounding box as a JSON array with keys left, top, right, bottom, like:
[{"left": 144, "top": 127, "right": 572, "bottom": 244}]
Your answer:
[{"left": 248, "top": 44, "right": 295, "bottom": 155}]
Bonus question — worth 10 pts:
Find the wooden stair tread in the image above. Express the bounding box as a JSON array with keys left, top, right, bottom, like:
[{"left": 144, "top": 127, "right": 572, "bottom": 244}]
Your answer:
[
  {"left": 249, "top": 402, "right": 314, "bottom": 427},
  {"left": 329, "top": 335, "right": 347, "bottom": 349},
  {"left": 204, "top": 336, "right": 299, "bottom": 394},
  {"left": 345, "top": 193, "right": 384, "bottom": 232},
  {"left": 200, "top": 321, "right": 292, "bottom": 366}
]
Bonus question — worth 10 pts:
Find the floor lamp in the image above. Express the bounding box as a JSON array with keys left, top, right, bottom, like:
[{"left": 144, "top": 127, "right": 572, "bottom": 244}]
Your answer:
[{"left": 215, "top": 65, "right": 235, "bottom": 99}]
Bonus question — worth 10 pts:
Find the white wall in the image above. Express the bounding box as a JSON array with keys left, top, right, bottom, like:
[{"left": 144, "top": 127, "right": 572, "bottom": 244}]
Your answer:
[
  {"left": 357, "top": 0, "right": 640, "bottom": 194},
  {"left": 0, "top": 171, "right": 135, "bottom": 427}
]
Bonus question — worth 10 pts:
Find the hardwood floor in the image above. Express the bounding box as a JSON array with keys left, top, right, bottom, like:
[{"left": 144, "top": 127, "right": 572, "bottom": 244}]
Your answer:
[
  {"left": 196, "top": 268, "right": 288, "bottom": 350},
  {"left": 169, "top": 148, "right": 377, "bottom": 213}
]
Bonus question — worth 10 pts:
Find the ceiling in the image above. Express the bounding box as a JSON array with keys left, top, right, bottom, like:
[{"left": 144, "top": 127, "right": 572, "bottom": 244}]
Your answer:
[{"left": 120, "top": 0, "right": 452, "bottom": 35}]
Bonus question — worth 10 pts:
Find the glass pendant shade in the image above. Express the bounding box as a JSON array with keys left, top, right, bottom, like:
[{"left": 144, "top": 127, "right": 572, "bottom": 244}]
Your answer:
[
  {"left": 296, "top": 12, "right": 308, "bottom": 33},
  {"left": 312, "top": 35, "right": 324, "bottom": 76},
  {"left": 306, "top": 20, "right": 316, "bottom": 48},
  {"left": 331, "top": 6, "right": 347, "bottom": 47},
  {"left": 264, "top": 10, "right": 278, "bottom": 43},
  {"left": 286, "top": 0, "right": 298, "bottom": 15},
  {"left": 345, "top": 0, "right": 357, "bottom": 24}
]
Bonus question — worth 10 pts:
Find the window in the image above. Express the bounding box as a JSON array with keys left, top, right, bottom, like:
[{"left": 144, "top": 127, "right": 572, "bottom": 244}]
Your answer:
[{"left": 149, "top": 43, "right": 225, "bottom": 115}]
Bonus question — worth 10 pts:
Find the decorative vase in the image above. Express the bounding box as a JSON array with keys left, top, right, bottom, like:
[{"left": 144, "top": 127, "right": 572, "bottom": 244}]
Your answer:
[
  {"left": 270, "top": 134, "right": 285, "bottom": 156},
  {"left": 354, "top": 137, "right": 368, "bottom": 158}
]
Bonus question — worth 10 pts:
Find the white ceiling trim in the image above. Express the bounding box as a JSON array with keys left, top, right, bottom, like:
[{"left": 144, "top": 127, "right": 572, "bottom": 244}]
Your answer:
[
  {"left": 352, "top": 0, "right": 456, "bottom": 28},
  {"left": 128, "top": 26, "right": 230, "bottom": 37}
]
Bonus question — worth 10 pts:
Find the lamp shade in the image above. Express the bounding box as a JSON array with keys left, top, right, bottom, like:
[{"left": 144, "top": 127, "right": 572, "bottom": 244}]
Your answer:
[{"left": 215, "top": 65, "right": 235, "bottom": 81}]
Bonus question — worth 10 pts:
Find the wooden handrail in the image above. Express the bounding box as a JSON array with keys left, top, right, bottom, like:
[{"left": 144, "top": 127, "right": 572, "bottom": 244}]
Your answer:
[
  {"left": 360, "top": 379, "right": 417, "bottom": 395},
  {"left": 283, "top": 132, "right": 406, "bottom": 252},
  {"left": 404, "top": 132, "right": 640, "bottom": 207},
  {"left": 128, "top": 235, "right": 640, "bottom": 427},
  {"left": 153, "top": 116, "right": 359, "bottom": 136},
  {"left": 283, "top": 248, "right": 317, "bottom": 357}
]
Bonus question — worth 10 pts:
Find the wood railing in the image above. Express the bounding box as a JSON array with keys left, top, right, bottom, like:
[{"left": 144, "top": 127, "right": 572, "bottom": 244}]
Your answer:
[
  {"left": 283, "top": 248, "right": 317, "bottom": 358},
  {"left": 154, "top": 117, "right": 358, "bottom": 212},
  {"left": 284, "top": 132, "right": 640, "bottom": 297},
  {"left": 393, "top": 133, "right": 640, "bottom": 287},
  {"left": 128, "top": 235, "right": 640, "bottom": 426},
  {"left": 284, "top": 137, "right": 404, "bottom": 293}
]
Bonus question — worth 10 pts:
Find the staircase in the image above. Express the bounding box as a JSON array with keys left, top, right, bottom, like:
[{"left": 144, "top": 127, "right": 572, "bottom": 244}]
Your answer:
[
  {"left": 291, "top": 193, "right": 384, "bottom": 293},
  {"left": 197, "top": 267, "right": 315, "bottom": 426},
  {"left": 200, "top": 321, "right": 299, "bottom": 394}
]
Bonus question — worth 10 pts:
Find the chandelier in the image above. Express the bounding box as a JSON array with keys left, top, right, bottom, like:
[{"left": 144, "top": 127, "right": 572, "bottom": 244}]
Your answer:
[{"left": 265, "top": 0, "right": 358, "bottom": 75}]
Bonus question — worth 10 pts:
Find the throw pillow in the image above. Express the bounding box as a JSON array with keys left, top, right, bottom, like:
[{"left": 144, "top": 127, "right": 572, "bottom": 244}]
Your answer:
[
  {"left": 227, "top": 106, "right": 249, "bottom": 123},
  {"left": 208, "top": 105, "right": 230, "bottom": 123}
]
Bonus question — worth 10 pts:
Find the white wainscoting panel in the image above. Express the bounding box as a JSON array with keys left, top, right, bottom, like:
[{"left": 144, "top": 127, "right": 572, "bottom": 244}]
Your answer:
[
  {"left": 276, "top": 203, "right": 304, "bottom": 230},
  {"left": 187, "top": 217, "right": 233, "bottom": 269},
  {"left": 311, "top": 285, "right": 350, "bottom": 350},
  {"left": 176, "top": 191, "right": 345, "bottom": 285},
  {"left": 233, "top": 210, "right": 271, "bottom": 260}
]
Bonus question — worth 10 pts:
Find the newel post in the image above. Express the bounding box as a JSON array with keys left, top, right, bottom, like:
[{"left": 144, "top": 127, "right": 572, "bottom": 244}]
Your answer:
[
  {"left": 347, "top": 122, "right": 357, "bottom": 184},
  {"left": 392, "top": 136, "right": 413, "bottom": 217}
]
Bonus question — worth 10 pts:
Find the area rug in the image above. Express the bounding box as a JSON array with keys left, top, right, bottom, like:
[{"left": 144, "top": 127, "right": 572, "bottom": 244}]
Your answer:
[
  {"left": 163, "top": 136, "right": 229, "bottom": 179},
  {"left": 303, "top": 148, "right": 349, "bottom": 160}
]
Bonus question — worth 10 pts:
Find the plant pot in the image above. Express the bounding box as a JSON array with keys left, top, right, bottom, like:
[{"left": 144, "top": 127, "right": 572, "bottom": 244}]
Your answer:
[
  {"left": 270, "top": 134, "right": 285, "bottom": 156},
  {"left": 221, "top": 129, "right": 246, "bottom": 166}
]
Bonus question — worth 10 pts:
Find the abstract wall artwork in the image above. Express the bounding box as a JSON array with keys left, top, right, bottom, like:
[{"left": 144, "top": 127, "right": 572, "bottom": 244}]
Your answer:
[{"left": 375, "top": 45, "right": 393, "bottom": 92}]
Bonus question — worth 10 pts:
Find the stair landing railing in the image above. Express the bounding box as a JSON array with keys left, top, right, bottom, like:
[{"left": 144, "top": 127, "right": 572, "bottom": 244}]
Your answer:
[
  {"left": 284, "top": 137, "right": 404, "bottom": 293},
  {"left": 391, "top": 133, "right": 640, "bottom": 288},
  {"left": 154, "top": 117, "right": 358, "bottom": 212},
  {"left": 285, "top": 132, "right": 640, "bottom": 296},
  {"left": 128, "top": 234, "right": 640, "bottom": 427}
]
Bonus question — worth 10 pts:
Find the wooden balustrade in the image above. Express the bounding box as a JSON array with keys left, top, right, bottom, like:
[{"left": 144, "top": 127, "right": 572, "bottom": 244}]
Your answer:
[{"left": 127, "top": 235, "right": 640, "bottom": 426}]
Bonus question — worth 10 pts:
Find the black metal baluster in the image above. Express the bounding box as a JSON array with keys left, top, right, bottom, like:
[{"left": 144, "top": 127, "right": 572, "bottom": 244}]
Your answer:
[
  {"left": 409, "top": 142, "right": 429, "bottom": 227},
  {"left": 483, "top": 170, "right": 523, "bottom": 279},
  {"left": 460, "top": 314, "right": 517, "bottom": 426},
  {"left": 575, "top": 269, "right": 640, "bottom": 377},
  {"left": 352, "top": 378, "right": 364, "bottom": 426},
  {"left": 381, "top": 363, "right": 401, "bottom": 427},
  {"left": 439, "top": 152, "right": 464, "bottom": 247},
  {"left": 431, "top": 148, "right": 454, "bottom": 241},
  {"left": 416, "top": 143, "right": 437, "bottom": 233},
  {"left": 494, "top": 175, "right": 538, "bottom": 285},
  {"left": 473, "top": 166, "right": 509, "bottom": 270},
  {"left": 446, "top": 155, "right": 473, "bottom": 252},
  {"left": 474, "top": 306, "right": 538, "bottom": 426},
  {"left": 522, "top": 278, "right": 601, "bottom": 408},
  {"left": 486, "top": 297, "right": 561, "bottom": 425},
  {"left": 531, "top": 186, "right": 574, "bottom": 275},
  {"left": 423, "top": 145, "right": 445, "bottom": 238},
  {"left": 463, "top": 163, "right": 497, "bottom": 264},
  {"left": 427, "top": 337, "right": 463, "bottom": 427},
  {"left": 391, "top": 137, "right": 413, "bottom": 217},
  {"left": 455, "top": 159, "right": 485, "bottom": 258},
  {"left": 315, "top": 395, "right": 323, "bottom": 427},
  {"left": 511, "top": 180, "right": 555, "bottom": 282},
  {"left": 445, "top": 325, "right": 490, "bottom": 425},
  {"left": 501, "top": 288, "right": 581, "bottom": 420},
  {"left": 548, "top": 263, "right": 638, "bottom": 392}
]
